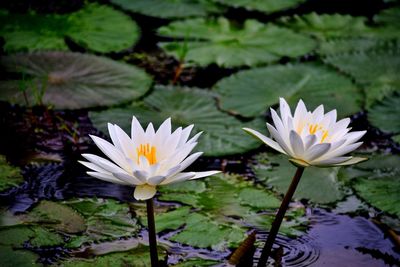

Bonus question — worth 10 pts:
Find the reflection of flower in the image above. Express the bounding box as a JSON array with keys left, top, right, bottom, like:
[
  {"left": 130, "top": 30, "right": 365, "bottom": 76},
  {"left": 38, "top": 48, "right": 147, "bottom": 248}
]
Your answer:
[
  {"left": 243, "top": 98, "right": 367, "bottom": 167},
  {"left": 80, "top": 117, "right": 220, "bottom": 200}
]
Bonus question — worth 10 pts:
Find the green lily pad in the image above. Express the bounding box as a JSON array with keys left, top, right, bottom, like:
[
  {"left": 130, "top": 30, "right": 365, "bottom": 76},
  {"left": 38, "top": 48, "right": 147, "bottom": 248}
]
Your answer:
[
  {"left": 154, "top": 207, "right": 191, "bottom": 233},
  {"left": 324, "top": 48, "right": 400, "bottom": 107},
  {"left": 110, "top": 0, "right": 224, "bottom": 19},
  {"left": 0, "top": 245, "right": 40, "bottom": 267},
  {"left": 158, "top": 18, "right": 316, "bottom": 67},
  {"left": 90, "top": 86, "right": 264, "bottom": 156},
  {"left": 213, "top": 62, "right": 362, "bottom": 118},
  {"left": 279, "top": 12, "right": 374, "bottom": 40},
  {"left": 0, "top": 52, "right": 152, "bottom": 109},
  {"left": 0, "top": 225, "right": 64, "bottom": 247},
  {"left": 393, "top": 134, "right": 400, "bottom": 143},
  {"left": 368, "top": 92, "right": 400, "bottom": 134},
  {"left": 318, "top": 38, "right": 398, "bottom": 56},
  {"left": 354, "top": 176, "right": 400, "bottom": 217},
  {"left": 0, "top": 4, "right": 140, "bottom": 53},
  {"left": 374, "top": 7, "right": 400, "bottom": 28},
  {"left": 171, "top": 258, "right": 220, "bottom": 267},
  {"left": 252, "top": 153, "right": 346, "bottom": 204},
  {"left": 212, "top": 0, "right": 306, "bottom": 14},
  {"left": 0, "top": 155, "right": 24, "bottom": 192}
]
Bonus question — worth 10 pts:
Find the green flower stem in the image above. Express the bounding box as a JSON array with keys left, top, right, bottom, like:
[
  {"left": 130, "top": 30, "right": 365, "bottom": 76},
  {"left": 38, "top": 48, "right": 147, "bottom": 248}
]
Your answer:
[
  {"left": 257, "top": 167, "right": 305, "bottom": 267},
  {"left": 146, "top": 198, "right": 159, "bottom": 267}
]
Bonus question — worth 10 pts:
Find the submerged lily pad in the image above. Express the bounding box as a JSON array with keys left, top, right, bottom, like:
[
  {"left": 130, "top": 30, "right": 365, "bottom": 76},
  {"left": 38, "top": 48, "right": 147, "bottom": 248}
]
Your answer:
[
  {"left": 213, "top": 0, "right": 306, "bottom": 14},
  {"left": 111, "top": 0, "right": 223, "bottom": 19},
  {"left": 252, "top": 153, "right": 346, "bottom": 204},
  {"left": 0, "top": 155, "right": 24, "bottom": 192},
  {"left": 324, "top": 49, "right": 400, "bottom": 107},
  {"left": 90, "top": 86, "right": 264, "bottom": 156},
  {"left": 158, "top": 18, "right": 316, "bottom": 67},
  {"left": 368, "top": 92, "right": 400, "bottom": 134},
  {"left": 0, "top": 4, "right": 140, "bottom": 53},
  {"left": 213, "top": 62, "right": 362, "bottom": 118},
  {"left": 0, "top": 52, "right": 152, "bottom": 109}
]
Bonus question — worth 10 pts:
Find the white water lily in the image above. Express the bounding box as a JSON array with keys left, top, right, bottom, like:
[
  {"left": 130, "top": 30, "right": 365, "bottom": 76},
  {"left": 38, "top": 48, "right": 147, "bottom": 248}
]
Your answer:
[
  {"left": 80, "top": 117, "right": 220, "bottom": 200},
  {"left": 243, "top": 98, "right": 367, "bottom": 167}
]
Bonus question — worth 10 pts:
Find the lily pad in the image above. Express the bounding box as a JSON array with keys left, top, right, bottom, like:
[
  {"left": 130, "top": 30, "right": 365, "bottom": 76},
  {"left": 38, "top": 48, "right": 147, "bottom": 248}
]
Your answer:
[
  {"left": 171, "top": 258, "right": 220, "bottom": 267},
  {"left": 0, "top": 52, "right": 152, "bottom": 109},
  {"left": 279, "top": 12, "right": 374, "bottom": 40},
  {"left": 252, "top": 153, "right": 346, "bottom": 204},
  {"left": 0, "top": 225, "right": 64, "bottom": 248},
  {"left": 374, "top": 7, "right": 400, "bottom": 28},
  {"left": 212, "top": 0, "right": 306, "bottom": 14},
  {"left": 0, "top": 4, "right": 140, "bottom": 53},
  {"left": 318, "top": 38, "right": 398, "bottom": 56},
  {"left": 0, "top": 245, "right": 40, "bottom": 267},
  {"left": 0, "top": 155, "right": 24, "bottom": 192},
  {"left": 368, "top": 92, "right": 400, "bottom": 134},
  {"left": 110, "top": 0, "right": 224, "bottom": 19},
  {"left": 213, "top": 62, "right": 362, "bottom": 118},
  {"left": 158, "top": 18, "right": 316, "bottom": 67},
  {"left": 324, "top": 48, "right": 400, "bottom": 107},
  {"left": 90, "top": 86, "right": 264, "bottom": 156}
]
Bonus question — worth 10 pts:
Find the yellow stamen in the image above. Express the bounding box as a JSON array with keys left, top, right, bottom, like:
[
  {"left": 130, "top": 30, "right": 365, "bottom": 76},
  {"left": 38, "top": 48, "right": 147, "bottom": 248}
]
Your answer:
[
  {"left": 136, "top": 143, "right": 157, "bottom": 165},
  {"left": 308, "top": 123, "right": 329, "bottom": 142},
  {"left": 321, "top": 130, "right": 329, "bottom": 142}
]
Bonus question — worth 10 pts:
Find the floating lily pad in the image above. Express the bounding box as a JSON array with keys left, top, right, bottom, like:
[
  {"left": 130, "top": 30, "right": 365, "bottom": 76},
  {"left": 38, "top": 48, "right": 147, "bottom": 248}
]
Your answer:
[
  {"left": 368, "top": 92, "right": 400, "bottom": 134},
  {"left": 0, "top": 52, "right": 152, "bottom": 109},
  {"left": 154, "top": 207, "right": 191, "bottom": 233},
  {"left": 374, "top": 7, "right": 400, "bottom": 28},
  {"left": 0, "top": 4, "right": 140, "bottom": 53},
  {"left": 0, "top": 225, "right": 63, "bottom": 248},
  {"left": 213, "top": 62, "right": 362, "bottom": 118},
  {"left": 324, "top": 49, "right": 400, "bottom": 107},
  {"left": 318, "top": 38, "right": 398, "bottom": 56},
  {"left": 280, "top": 13, "right": 374, "bottom": 40},
  {"left": 212, "top": 0, "right": 306, "bottom": 14},
  {"left": 111, "top": 0, "right": 223, "bottom": 19},
  {"left": 0, "top": 155, "right": 24, "bottom": 192},
  {"left": 252, "top": 153, "right": 346, "bottom": 204},
  {"left": 0, "top": 245, "right": 40, "bottom": 267},
  {"left": 158, "top": 18, "right": 316, "bottom": 67},
  {"left": 90, "top": 86, "right": 264, "bottom": 156},
  {"left": 171, "top": 258, "right": 220, "bottom": 267}
]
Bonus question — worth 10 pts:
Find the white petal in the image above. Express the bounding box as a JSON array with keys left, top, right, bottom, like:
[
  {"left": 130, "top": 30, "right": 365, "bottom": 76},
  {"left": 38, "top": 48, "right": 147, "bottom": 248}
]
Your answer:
[
  {"left": 113, "top": 172, "right": 142, "bottom": 185},
  {"left": 242, "top": 128, "right": 286, "bottom": 154},
  {"left": 187, "top": 131, "right": 202, "bottom": 144},
  {"left": 304, "top": 135, "right": 317, "bottom": 150},
  {"left": 279, "top": 98, "right": 292, "bottom": 128},
  {"left": 164, "top": 142, "right": 198, "bottom": 168},
  {"left": 131, "top": 116, "right": 146, "bottom": 145},
  {"left": 145, "top": 123, "right": 156, "bottom": 139},
  {"left": 322, "top": 142, "right": 363, "bottom": 159},
  {"left": 162, "top": 172, "right": 196, "bottom": 185},
  {"left": 163, "top": 165, "right": 182, "bottom": 178},
  {"left": 177, "top": 152, "right": 203, "bottom": 172},
  {"left": 107, "top": 123, "right": 122, "bottom": 151},
  {"left": 82, "top": 153, "right": 126, "bottom": 174},
  {"left": 305, "top": 143, "right": 331, "bottom": 162},
  {"left": 289, "top": 130, "right": 304, "bottom": 157},
  {"left": 293, "top": 99, "right": 308, "bottom": 132},
  {"left": 343, "top": 130, "right": 366, "bottom": 145},
  {"left": 147, "top": 176, "right": 166, "bottom": 185},
  {"left": 134, "top": 184, "right": 157, "bottom": 200},
  {"left": 270, "top": 108, "right": 287, "bottom": 138},
  {"left": 311, "top": 104, "right": 324, "bottom": 122},
  {"left": 79, "top": 160, "right": 108, "bottom": 174},
  {"left": 267, "top": 123, "right": 293, "bottom": 155},
  {"left": 156, "top": 117, "right": 172, "bottom": 139},
  {"left": 114, "top": 124, "right": 136, "bottom": 160},
  {"left": 333, "top": 157, "right": 367, "bottom": 166},
  {"left": 158, "top": 127, "right": 182, "bottom": 159},
  {"left": 191, "top": 170, "right": 220, "bottom": 179},
  {"left": 178, "top": 124, "right": 194, "bottom": 147},
  {"left": 133, "top": 170, "right": 149, "bottom": 183},
  {"left": 87, "top": 171, "right": 129, "bottom": 185},
  {"left": 313, "top": 156, "right": 352, "bottom": 166}
]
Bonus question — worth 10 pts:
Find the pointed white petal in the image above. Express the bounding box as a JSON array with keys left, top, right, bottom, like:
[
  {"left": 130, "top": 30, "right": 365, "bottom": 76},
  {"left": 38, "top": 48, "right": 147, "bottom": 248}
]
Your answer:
[
  {"left": 191, "top": 170, "right": 220, "bottom": 179},
  {"left": 311, "top": 104, "right": 324, "bottom": 122},
  {"left": 113, "top": 172, "right": 142, "bottom": 185},
  {"left": 79, "top": 160, "right": 108, "bottom": 174},
  {"left": 242, "top": 128, "right": 286, "bottom": 154},
  {"left": 114, "top": 124, "right": 136, "bottom": 160},
  {"left": 187, "top": 131, "right": 202, "bottom": 144},
  {"left": 162, "top": 172, "right": 196, "bottom": 185},
  {"left": 343, "top": 130, "right": 367, "bottom": 145},
  {"left": 82, "top": 153, "right": 126, "bottom": 174},
  {"left": 304, "top": 134, "right": 317, "bottom": 150},
  {"left": 133, "top": 170, "right": 149, "bottom": 183},
  {"left": 270, "top": 108, "right": 287, "bottom": 138},
  {"left": 177, "top": 152, "right": 203, "bottom": 172},
  {"left": 305, "top": 143, "right": 331, "bottom": 162},
  {"left": 87, "top": 171, "right": 129, "bottom": 185},
  {"left": 323, "top": 142, "right": 363, "bottom": 159},
  {"left": 178, "top": 124, "right": 194, "bottom": 147},
  {"left": 267, "top": 123, "right": 293, "bottom": 155},
  {"left": 134, "top": 184, "right": 157, "bottom": 200},
  {"left": 313, "top": 156, "right": 352, "bottom": 166},
  {"left": 131, "top": 116, "right": 146, "bottom": 145},
  {"left": 333, "top": 157, "right": 367, "bottom": 166},
  {"left": 108, "top": 123, "right": 122, "bottom": 151},
  {"left": 290, "top": 130, "right": 304, "bottom": 157},
  {"left": 147, "top": 175, "right": 166, "bottom": 185}
]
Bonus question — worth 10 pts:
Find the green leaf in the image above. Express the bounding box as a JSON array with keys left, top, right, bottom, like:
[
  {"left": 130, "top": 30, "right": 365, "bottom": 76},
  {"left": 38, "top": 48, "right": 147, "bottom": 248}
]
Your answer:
[
  {"left": 213, "top": 63, "right": 362, "bottom": 118},
  {"left": 324, "top": 49, "right": 400, "bottom": 107},
  {"left": 171, "top": 258, "right": 220, "bottom": 267},
  {"left": 213, "top": 0, "right": 306, "bottom": 14},
  {"left": 90, "top": 86, "right": 264, "bottom": 156},
  {"left": 0, "top": 4, "right": 140, "bottom": 53},
  {"left": 0, "top": 226, "right": 63, "bottom": 247},
  {"left": 368, "top": 92, "right": 400, "bottom": 134},
  {"left": 238, "top": 188, "right": 281, "bottom": 210},
  {"left": 393, "top": 134, "right": 400, "bottom": 143},
  {"left": 0, "top": 52, "right": 152, "bottom": 109},
  {"left": 111, "top": 0, "right": 224, "bottom": 19},
  {"left": 155, "top": 207, "right": 191, "bottom": 233},
  {"left": 280, "top": 12, "right": 375, "bottom": 40},
  {"left": 252, "top": 153, "right": 345, "bottom": 204},
  {"left": 374, "top": 7, "right": 400, "bottom": 28},
  {"left": 0, "top": 245, "right": 40, "bottom": 267},
  {"left": 158, "top": 18, "right": 316, "bottom": 67},
  {"left": 0, "top": 155, "right": 24, "bottom": 192},
  {"left": 354, "top": 176, "right": 400, "bottom": 217},
  {"left": 317, "top": 38, "right": 397, "bottom": 56}
]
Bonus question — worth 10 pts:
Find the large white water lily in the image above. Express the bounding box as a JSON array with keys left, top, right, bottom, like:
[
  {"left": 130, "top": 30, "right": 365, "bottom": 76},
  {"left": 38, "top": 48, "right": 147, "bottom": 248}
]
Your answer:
[
  {"left": 243, "top": 98, "right": 367, "bottom": 167},
  {"left": 80, "top": 117, "right": 220, "bottom": 200}
]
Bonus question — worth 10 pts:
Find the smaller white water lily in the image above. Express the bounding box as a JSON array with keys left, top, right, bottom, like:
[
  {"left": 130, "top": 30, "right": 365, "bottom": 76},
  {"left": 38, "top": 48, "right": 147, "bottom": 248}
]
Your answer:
[
  {"left": 80, "top": 117, "right": 220, "bottom": 200},
  {"left": 243, "top": 98, "right": 367, "bottom": 167}
]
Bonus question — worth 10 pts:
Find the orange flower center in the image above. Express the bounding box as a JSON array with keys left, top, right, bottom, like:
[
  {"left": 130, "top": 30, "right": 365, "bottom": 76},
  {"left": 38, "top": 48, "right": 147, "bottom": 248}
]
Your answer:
[{"left": 136, "top": 144, "right": 157, "bottom": 165}]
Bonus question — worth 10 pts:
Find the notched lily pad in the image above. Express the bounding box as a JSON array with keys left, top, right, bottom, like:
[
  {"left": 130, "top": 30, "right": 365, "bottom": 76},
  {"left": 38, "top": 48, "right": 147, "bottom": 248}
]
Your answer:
[
  {"left": 213, "top": 62, "right": 362, "bottom": 118},
  {"left": 0, "top": 155, "right": 24, "bottom": 192},
  {"left": 90, "top": 85, "right": 264, "bottom": 156},
  {"left": 0, "top": 52, "right": 152, "bottom": 109},
  {"left": 368, "top": 92, "right": 400, "bottom": 134},
  {"left": 252, "top": 153, "right": 346, "bottom": 204},
  {"left": 0, "top": 4, "right": 140, "bottom": 53},
  {"left": 158, "top": 17, "right": 316, "bottom": 67}
]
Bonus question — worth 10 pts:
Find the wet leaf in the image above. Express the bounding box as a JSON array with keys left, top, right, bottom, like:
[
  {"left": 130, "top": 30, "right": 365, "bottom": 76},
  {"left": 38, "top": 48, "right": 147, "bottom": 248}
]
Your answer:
[
  {"left": 158, "top": 18, "right": 315, "bottom": 67},
  {"left": 368, "top": 92, "right": 400, "bottom": 134},
  {"left": 0, "top": 155, "right": 24, "bottom": 192},
  {"left": 111, "top": 0, "right": 224, "bottom": 19},
  {"left": 0, "top": 225, "right": 63, "bottom": 247},
  {"left": 213, "top": 0, "right": 306, "bottom": 14},
  {"left": 0, "top": 4, "right": 140, "bottom": 53},
  {"left": 0, "top": 52, "right": 152, "bottom": 109},
  {"left": 90, "top": 86, "right": 264, "bottom": 156},
  {"left": 252, "top": 153, "right": 345, "bottom": 204},
  {"left": 213, "top": 63, "right": 362, "bottom": 118},
  {"left": 0, "top": 245, "right": 40, "bottom": 267},
  {"left": 324, "top": 48, "right": 400, "bottom": 107}
]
